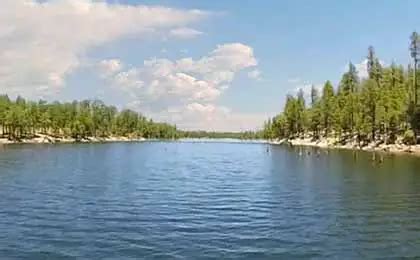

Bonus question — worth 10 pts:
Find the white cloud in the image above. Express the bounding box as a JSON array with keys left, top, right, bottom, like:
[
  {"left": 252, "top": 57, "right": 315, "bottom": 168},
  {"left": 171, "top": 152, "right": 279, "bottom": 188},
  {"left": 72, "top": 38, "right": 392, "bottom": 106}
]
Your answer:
[
  {"left": 287, "top": 77, "right": 301, "bottom": 84},
  {"left": 129, "top": 102, "right": 269, "bottom": 132},
  {"left": 354, "top": 59, "right": 369, "bottom": 79},
  {"left": 248, "top": 69, "right": 261, "bottom": 80},
  {"left": 345, "top": 59, "right": 386, "bottom": 80},
  {"left": 98, "top": 59, "right": 123, "bottom": 77},
  {"left": 170, "top": 27, "right": 204, "bottom": 39},
  {"left": 175, "top": 103, "right": 268, "bottom": 132},
  {"left": 102, "top": 43, "right": 257, "bottom": 107},
  {"left": 0, "top": 0, "right": 208, "bottom": 97},
  {"left": 290, "top": 82, "right": 323, "bottom": 105},
  {"left": 101, "top": 43, "right": 261, "bottom": 131},
  {"left": 294, "top": 83, "right": 323, "bottom": 94}
]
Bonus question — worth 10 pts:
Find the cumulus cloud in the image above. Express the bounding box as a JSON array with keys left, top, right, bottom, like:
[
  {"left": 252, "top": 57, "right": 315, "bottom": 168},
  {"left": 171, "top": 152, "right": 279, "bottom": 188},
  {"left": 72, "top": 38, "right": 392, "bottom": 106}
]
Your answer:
[
  {"left": 170, "top": 27, "right": 204, "bottom": 39},
  {"left": 346, "top": 59, "right": 386, "bottom": 80},
  {"left": 248, "top": 69, "right": 261, "bottom": 80},
  {"left": 129, "top": 102, "right": 269, "bottom": 132},
  {"left": 98, "top": 59, "right": 123, "bottom": 77},
  {"left": 102, "top": 43, "right": 257, "bottom": 108},
  {"left": 289, "top": 81, "right": 323, "bottom": 105},
  {"left": 0, "top": 0, "right": 208, "bottom": 97},
  {"left": 173, "top": 103, "right": 269, "bottom": 132},
  {"left": 354, "top": 59, "right": 369, "bottom": 79},
  {"left": 101, "top": 43, "right": 262, "bottom": 131}
]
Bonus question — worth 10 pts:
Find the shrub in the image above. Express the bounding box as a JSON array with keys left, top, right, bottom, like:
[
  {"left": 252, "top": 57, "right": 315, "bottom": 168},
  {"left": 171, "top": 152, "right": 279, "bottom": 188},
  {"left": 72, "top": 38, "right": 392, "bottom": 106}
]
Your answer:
[{"left": 403, "top": 129, "right": 416, "bottom": 145}]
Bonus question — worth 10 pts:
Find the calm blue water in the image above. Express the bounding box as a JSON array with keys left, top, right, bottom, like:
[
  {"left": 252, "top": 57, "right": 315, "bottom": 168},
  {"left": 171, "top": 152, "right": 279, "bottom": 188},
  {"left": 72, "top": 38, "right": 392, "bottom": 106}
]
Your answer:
[{"left": 1, "top": 141, "right": 420, "bottom": 259}]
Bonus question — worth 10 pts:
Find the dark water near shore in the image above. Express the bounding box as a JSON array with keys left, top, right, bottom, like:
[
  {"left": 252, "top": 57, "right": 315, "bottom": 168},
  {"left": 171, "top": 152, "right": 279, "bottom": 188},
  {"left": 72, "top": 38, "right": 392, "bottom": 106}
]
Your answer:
[{"left": 1, "top": 142, "right": 420, "bottom": 259}]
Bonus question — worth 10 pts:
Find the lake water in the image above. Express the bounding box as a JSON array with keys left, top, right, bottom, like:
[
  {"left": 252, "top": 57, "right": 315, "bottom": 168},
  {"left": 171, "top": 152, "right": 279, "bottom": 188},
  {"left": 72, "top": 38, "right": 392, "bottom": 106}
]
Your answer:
[{"left": 1, "top": 141, "right": 420, "bottom": 259}]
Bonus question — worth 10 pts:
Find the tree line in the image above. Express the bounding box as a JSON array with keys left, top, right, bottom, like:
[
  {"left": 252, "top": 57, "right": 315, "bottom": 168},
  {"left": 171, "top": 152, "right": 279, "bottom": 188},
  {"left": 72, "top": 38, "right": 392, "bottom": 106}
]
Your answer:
[
  {"left": 180, "top": 130, "right": 263, "bottom": 139},
  {"left": 263, "top": 32, "right": 420, "bottom": 146},
  {"left": 0, "top": 96, "right": 178, "bottom": 141}
]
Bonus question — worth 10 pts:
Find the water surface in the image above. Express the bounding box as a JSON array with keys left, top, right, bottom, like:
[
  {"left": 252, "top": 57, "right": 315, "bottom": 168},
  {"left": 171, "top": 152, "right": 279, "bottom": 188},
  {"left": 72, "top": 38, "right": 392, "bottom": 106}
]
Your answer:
[{"left": 0, "top": 142, "right": 420, "bottom": 259}]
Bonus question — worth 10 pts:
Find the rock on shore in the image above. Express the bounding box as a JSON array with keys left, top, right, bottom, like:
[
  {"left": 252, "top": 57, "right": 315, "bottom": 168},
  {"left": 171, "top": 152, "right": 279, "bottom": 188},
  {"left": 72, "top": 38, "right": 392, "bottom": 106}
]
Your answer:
[
  {"left": 269, "top": 137, "right": 420, "bottom": 156},
  {"left": 0, "top": 134, "right": 146, "bottom": 145}
]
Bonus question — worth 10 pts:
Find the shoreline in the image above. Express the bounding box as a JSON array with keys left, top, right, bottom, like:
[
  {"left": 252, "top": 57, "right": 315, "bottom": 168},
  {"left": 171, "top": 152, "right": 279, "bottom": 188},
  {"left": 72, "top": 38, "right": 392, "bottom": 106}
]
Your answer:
[
  {"left": 0, "top": 134, "right": 146, "bottom": 145},
  {"left": 178, "top": 138, "right": 267, "bottom": 144},
  {"left": 269, "top": 137, "right": 420, "bottom": 157},
  {"left": 0, "top": 136, "right": 267, "bottom": 145},
  {"left": 2, "top": 135, "right": 420, "bottom": 157}
]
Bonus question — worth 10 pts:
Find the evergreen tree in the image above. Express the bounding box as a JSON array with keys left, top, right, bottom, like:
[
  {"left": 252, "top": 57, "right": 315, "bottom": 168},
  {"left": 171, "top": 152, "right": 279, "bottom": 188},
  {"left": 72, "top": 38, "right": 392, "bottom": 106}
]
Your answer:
[
  {"left": 410, "top": 31, "right": 420, "bottom": 105},
  {"left": 321, "top": 81, "right": 336, "bottom": 137},
  {"left": 0, "top": 96, "right": 179, "bottom": 141},
  {"left": 263, "top": 34, "right": 420, "bottom": 145},
  {"left": 309, "top": 85, "right": 322, "bottom": 138},
  {"left": 296, "top": 89, "right": 307, "bottom": 136}
]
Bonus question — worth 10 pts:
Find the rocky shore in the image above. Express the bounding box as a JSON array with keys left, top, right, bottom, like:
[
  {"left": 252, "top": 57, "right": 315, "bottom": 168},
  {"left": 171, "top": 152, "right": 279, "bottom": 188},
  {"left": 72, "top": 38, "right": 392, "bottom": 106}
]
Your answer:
[
  {"left": 0, "top": 134, "right": 146, "bottom": 145},
  {"left": 269, "top": 137, "right": 420, "bottom": 156}
]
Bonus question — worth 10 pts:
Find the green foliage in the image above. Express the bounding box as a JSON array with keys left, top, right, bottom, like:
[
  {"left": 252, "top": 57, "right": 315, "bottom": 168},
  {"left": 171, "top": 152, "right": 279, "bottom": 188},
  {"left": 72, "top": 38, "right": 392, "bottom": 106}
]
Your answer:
[
  {"left": 321, "top": 80, "right": 336, "bottom": 136},
  {"left": 0, "top": 96, "right": 179, "bottom": 140},
  {"left": 403, "top": 129, "right": 416, "bottom": 145},
  {"left": 263, "top": 33, "right": 420, "bottom": 145}
]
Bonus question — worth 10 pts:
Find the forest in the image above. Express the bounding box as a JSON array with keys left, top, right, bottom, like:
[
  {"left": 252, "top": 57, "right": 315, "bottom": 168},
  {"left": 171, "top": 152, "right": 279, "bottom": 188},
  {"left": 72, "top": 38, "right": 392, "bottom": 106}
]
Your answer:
[
  {"left": 0, "top": 96, "right": 179, "bottom": 141},
  {"left": 179, "top": 130, "right": 263, "bottom": 140},
  {"left": 0, "top": 95, "right": 264, "bottom": 142},
  {"left": 262, "top": 32, "right": 420, "bottom": 146}
]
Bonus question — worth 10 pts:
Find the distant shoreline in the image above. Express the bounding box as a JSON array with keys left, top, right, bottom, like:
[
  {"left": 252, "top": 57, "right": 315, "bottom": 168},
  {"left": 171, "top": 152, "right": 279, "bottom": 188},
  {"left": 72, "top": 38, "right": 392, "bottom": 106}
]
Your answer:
[
  {"left": 178, "top": 138, "right": 267, "bottom": 144},
  {"left": 269, "top": 137, "right": 420, "bottom": 157},
  {"left": 3, "top": 136, "right": 420, "bottom": 157}
]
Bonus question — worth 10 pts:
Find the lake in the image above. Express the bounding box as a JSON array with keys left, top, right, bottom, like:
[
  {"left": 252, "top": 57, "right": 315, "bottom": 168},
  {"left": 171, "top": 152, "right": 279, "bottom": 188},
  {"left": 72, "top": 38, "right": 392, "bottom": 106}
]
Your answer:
[{"left": 0, "top": 141, "right": 420, "bottom": 259}]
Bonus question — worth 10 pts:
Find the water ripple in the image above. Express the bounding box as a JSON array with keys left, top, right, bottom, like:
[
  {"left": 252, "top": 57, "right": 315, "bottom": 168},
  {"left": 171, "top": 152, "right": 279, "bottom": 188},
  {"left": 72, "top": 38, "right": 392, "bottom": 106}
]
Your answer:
[{"left": 0, "top": 142, "right": 420, "bottom": 258}]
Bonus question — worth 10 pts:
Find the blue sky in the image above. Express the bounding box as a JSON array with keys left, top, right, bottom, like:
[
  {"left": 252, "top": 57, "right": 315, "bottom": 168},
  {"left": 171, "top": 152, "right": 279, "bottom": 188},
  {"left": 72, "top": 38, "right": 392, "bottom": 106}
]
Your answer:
[{"left": 2, "top": 0, "right": 420, "bottom": 131}]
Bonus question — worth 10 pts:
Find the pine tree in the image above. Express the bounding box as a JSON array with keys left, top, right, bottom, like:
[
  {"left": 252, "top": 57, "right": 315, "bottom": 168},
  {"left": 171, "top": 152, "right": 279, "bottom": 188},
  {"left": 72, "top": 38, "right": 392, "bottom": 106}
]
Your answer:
[
  {"left": 296, "top": 89, "right": 307, "bottom": 136},
  {"left": 321, "top": 81, "right": 336, "bottom": 137},
  {"left": 410, "top": 31, "right": 420, "bottom": 106},
  {"left": 261, "top": 36, "right": 420, "bottom": 146},
  {"left": 284, "top": 95, "right": 298, "bottom": 137},
  {"left": 0, "top": 96, "right": 178, "bottom": 141},
  {"left": 309, "top": 85, "right": 322, "bottom": 138},
  {"left": 338, "top": 62, "right": 359, "bottom": 136}
]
